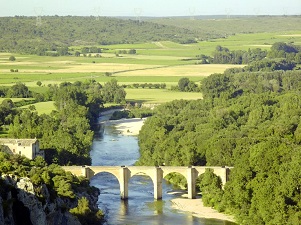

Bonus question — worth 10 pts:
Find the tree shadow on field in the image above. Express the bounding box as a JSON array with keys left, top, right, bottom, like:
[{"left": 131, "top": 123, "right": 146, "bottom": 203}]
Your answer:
[{"left": 126, "top": 100, "right": 157, "bottom": 106}]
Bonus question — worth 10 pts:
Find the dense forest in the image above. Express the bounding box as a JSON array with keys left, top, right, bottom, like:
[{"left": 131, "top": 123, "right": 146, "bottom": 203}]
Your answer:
[
  {"left": 0, "top": 16, "right": 197, "bottom": 54},
  {"left": 137, "top": 43, "right": 301, "bottom": 224},
  {"left": 172, "top": 42, "right": 301, "bottom": 93},
  {"left": 0, "top": 79, "right": 126, "bottom": 165},
  {"left": 151, "top": 16, "right": 301, "bottom": 39},
  {"left": 1, "top": 16, "right": 301, "bottom": 55}
]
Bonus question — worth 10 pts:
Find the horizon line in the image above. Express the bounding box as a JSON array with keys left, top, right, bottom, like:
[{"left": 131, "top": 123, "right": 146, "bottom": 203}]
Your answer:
[{"left": 1, "top": 14, "right": 300, "bottom": 18}]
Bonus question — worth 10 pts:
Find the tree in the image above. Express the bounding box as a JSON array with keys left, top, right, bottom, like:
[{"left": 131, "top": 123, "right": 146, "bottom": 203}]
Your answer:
[
  {"left": 198, "top": 169, "right": 224, "bottom": 209},
  {"left": 36, "top": 81, "right": 42, "bottom": 86},
  {"left": 7, "top": 82, "right": 31, "bottom": 98},
  {"left": 271, "top": 42, "right": 298, "bottom": 54},
  {"left": 70, "top": 197, "right": 91, "bottom": 216},
  {"left": 28, "top": 105, "right": 36, "bottom": 111},
  {"left": 178, "top": 78, "right": 190, "bottom": 92},
  {"left": 57, "top": 46, "right": 69, "bottom": 56},
  {"left": 102, "top": 79, "right": 126, "bottom": 104},
  {"left": 178, "top": 78, "right": 199, "bottom": 92},
  {"left": 70, "top": 197, "right": 104, "bottom": 224},
  {"left": 75, "top": 51, "right": 81, "bottom": 57},
  {"left": 9, "top": 55, "right": 16, "bottom": 61},
  {"left": 128, "top": 49, "right": 136, "bottom": 54}
]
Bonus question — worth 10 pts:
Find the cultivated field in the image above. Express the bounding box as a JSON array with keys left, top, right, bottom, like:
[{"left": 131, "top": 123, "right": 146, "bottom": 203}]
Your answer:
[
  {"left": 1, "top": 30, "right": 300, "bottom": 114},
  {"left": 21, "top": 101, "right": 56, "bottom": 114},
  {"left": 126, "top": 89, "right": 202, "bottom": 104}
]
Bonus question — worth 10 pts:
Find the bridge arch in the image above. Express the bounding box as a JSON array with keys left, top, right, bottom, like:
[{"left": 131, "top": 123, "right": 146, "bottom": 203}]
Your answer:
[
  {"left": 62, "top": 166, "right": 231, "bottom": 200},
  {"left": 93, "top": 171, "right": 121, "bottom": 186},
  {"left": 127, "top": 166, "right": 158, "bottom": 184},
  {"left": 161, "top": 167, "right": 188, "bottom": 181},
  {"left": 162, "top": 171, "right": 188, "bottom": 190},
  {"left": 89, "top": 166, "right": 122, "bottom": 183}
]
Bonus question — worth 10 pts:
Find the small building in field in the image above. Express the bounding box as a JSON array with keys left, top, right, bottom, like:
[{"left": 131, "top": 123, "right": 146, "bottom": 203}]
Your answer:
[{"left": 0, "top": 138, "right": 44, "bottom": 160}]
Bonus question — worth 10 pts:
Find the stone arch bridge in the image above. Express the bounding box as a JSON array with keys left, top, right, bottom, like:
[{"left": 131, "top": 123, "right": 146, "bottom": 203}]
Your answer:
[{"left": 62, "top": 166, "right": 231, "bottom": 200}]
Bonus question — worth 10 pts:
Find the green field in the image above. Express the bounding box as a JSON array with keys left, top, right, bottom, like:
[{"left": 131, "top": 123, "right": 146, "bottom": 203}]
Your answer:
[
  {"left": 1, "top": 30, "right": 301, "bottom": 114},
  {"left": 21, "top": 101, "right": 56, "bottom": 114},
  {"left": 125, "top": 89, "right": 202, "bottom": 104},
  {"left": 0, "top": 98, "right": 35, "bottom": 104}
]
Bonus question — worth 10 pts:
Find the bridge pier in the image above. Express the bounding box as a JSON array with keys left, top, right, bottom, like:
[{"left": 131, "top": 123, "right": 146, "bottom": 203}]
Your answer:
[
  {"left": 120, "top": 167, "right": 130, "bottom": 200},
  {"left": 63, "top": 165, "right": 232, "bottom": 200},
  {"left": 153, "top": 167, "right": 163, "bottom": 200},
  {"left": 187, "top": 167, "right": 197, "bottom": 199},
  {"left": 213, "top": 167, "right": 230, "bottom": 188},
  {"left": 81, "top": 166, "right": 95, "bottom": 179}
]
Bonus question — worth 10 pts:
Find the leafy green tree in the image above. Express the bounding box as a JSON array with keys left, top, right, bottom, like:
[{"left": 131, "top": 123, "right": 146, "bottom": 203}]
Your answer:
[
  {"left": 0, "top": 99, "right": 16, "bottom": 126},
  {"left": 75, "top": 51, "right": 81, "bottom": 57},
  {"left": 102, "top": 79, "right": 126, "bottom": 104},
  {"left": 9, "top": 55, "right": 16, "bottom": 61},
  {"left": 70, "top": 197, "right": 104, "bottom": 224},
  {"left": 89, "top": 46, "right": 101, "bottom": 53},
  {"left": 53, "top": 175, "right": 75, "bottom": 198},
  {"left": 70, "top": 197, "right": 91, "bottom": 215},
  {"left": 178, "top": 78, "right": 190, "bottom": 91},
  {"left": 57, "top": 46, "right": 69, "bottom": 56},
  {"left": 198, "top": 169, "right": 224, "bottom": 210},
  {"left": 7, "top": 82, "right": 31, "bottom": 98},
  {"left": 36, "top": 81, "right": 42, "bottom": 86},
  {"left": 128, "top": 49, "right": 136, "bottom": 54},
  {"left": 6, "top": 81, "right": 106, "bottom": 165}
]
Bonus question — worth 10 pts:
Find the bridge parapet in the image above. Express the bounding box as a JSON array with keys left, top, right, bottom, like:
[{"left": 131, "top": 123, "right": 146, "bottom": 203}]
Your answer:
[
  {"left": 62, "top": 165, "right": 232, "bottom": 200},
  {"left": 193, "top": 166, "right": 232, "bottom": 187},
  {"left": 62, "top": 166, "right": 87, "bottom": 177}
]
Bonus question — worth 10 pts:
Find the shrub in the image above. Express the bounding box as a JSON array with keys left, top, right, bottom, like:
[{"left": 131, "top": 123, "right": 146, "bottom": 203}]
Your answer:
[{"left": 9, "top": 56, "right": 16, "bottom": 61}]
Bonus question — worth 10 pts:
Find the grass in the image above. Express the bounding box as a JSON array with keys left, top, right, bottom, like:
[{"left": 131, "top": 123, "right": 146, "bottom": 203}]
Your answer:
[
  {"left": 125, "top": 88, "right": 202, "bottom": 104},
  {"left": 0, "top": 98, "right": 35, "bottom": 103},
  {"left": 1, "top": 29, "right": 301, "bottom": 114},
  {"left": 20, "top": 101, "right": 56, "bottom": 114},
  {"left": 115, "top": 64, "right": 244, "bottom": 78}
]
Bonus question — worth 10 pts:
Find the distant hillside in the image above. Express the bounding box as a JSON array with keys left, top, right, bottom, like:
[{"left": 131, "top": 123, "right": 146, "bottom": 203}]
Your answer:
[
  {"left": 1, "top": 16, "right": 301, "bottom": 55},
  {"left": 0, "top": 16, "right": 197, "bottom": 54},
  {"left": 149, "top": 16, "right": 301, "bottom": 39}
]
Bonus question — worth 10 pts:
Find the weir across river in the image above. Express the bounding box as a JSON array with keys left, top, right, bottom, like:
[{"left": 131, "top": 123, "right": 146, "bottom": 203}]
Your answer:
[{"left": 62, "top": 166, "right": 231, "bottom": 200}]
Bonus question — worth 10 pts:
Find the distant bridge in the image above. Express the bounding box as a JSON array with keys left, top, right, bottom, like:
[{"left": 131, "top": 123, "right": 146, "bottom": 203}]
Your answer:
[{"left": 62, "top": 166, "right": 231, "bottom": 200}]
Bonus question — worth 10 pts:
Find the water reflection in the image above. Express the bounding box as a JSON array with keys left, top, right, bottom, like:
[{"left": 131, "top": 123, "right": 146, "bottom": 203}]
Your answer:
[
  {"left": 90, "top": 120, "right": 237, "bottom": 225},
  {"left": 119, "top": 200, "right": 129, "bottom": 216},
  {"left": 145, "top": 200, "right": 164, "bottom": 215}
]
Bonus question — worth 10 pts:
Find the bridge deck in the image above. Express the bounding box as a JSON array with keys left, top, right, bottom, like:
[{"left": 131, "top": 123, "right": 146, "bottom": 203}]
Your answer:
[{"left": 62, "top": 165, "right": 232, "bottom": 200}]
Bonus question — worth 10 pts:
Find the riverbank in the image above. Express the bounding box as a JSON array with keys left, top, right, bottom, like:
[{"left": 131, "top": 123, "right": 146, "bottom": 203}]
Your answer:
[
  {"left": 108, "top": 118, "right": 236, "bottom": 223},
  {"left": 105, "top": 118, "right": 146, "bottom": 136},
  {"left": 171, "top": 196, "right": 235, "bottom": 223}
]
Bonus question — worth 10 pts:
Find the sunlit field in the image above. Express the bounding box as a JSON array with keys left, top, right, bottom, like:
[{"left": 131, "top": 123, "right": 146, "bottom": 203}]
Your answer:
[
  {"left": 21, "top": 101, "right": 56, "bottom": 114},
  {"left": 1, "top": 30, "right": 300, "bottom": 114},
  {"left": 125, "top": 88, "right": 203, "bottom": 104}
]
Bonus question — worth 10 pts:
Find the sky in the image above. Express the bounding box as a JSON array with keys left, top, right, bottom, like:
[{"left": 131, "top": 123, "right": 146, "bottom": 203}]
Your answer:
[{"left": 0, "top": 0, "right": 301, "bottom": 17}]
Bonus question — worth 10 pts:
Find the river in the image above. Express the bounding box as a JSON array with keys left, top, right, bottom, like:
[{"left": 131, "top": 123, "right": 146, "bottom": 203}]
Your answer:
[{"left": 89, "top": 117, "right": 237, "bottom": 225}]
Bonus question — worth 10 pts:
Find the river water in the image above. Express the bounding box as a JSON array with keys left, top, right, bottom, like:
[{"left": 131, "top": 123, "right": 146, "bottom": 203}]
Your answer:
[{"left": 90, "top": 118, "right": 236, "bottom": 225}]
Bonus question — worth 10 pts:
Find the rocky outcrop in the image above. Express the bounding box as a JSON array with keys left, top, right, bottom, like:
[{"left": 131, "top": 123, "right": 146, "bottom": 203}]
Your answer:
[
  {"left": 0, "top": 175, "right": 100, "bottom": 225},
  {"left": 46, "top": 211, "right": 81, "bottom": 225},
  {"left": 0, "top": 195, "right": 5, "bottom": 225},
  {"left": 16, "top": 177, "right": 47, "bottom": 225}
]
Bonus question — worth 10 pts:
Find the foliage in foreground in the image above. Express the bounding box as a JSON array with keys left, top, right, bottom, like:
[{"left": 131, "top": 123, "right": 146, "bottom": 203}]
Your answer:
[
  {"left": 0, "top": 79, "right": 127, "bottom": 165},
  {"left": 70, "top": 197, "right": 104, "bottom": 225},
  {"left": 0, "top": 153, "right": 104, "bottom": 224}
]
